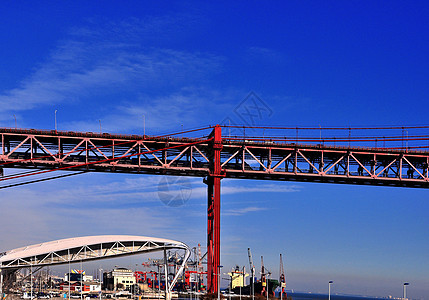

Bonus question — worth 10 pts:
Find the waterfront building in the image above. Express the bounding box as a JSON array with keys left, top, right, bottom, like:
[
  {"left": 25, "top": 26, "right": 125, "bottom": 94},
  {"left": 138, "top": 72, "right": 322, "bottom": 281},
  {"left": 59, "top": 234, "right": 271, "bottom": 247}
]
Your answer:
[
  {"left": 64, "top": 270, "right": 89, "bottom": 282},
  {"left": 60, "top": 281, "right": 101, "bottom": 292},
  {"left": 103, "top": 268, "right": 136, "bottom": 291}
]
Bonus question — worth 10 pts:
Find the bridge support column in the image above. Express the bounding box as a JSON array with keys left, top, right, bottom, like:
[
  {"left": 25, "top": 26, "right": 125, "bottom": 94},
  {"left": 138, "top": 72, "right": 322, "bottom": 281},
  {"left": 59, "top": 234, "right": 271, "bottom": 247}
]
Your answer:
[{"left": 205, "top": 125, "right": 223, "bottom": 294}]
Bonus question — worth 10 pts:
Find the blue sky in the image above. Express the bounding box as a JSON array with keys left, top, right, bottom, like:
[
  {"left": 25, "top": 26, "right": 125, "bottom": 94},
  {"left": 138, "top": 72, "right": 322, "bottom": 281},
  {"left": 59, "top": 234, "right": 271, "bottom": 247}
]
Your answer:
[{"left": 0, "top": 1, "right": 428, "bottom": 299}]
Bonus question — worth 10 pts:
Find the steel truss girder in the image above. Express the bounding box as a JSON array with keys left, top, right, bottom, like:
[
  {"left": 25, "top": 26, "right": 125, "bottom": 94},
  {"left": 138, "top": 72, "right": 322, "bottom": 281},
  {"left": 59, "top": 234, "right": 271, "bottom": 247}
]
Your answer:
[
  {"left": 220, "top": 145, "right": 429, "bottom": 188},
  {"left": 0, "top": 130, "right": 212, "bottom": 178},
  {"left": 0, "top": 129, "right": 428, "bottom": 188}
]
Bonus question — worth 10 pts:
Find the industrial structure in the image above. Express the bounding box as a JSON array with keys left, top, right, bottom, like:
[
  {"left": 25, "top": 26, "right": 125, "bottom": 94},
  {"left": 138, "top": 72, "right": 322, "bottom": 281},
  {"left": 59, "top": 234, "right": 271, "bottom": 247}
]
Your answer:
[
  {"left": 227, "top": 266, "right": 247, "bottom": 290},
  {"left": 1, "top": 125, "right": 429, "bottom": 294},
  {"left": 0, "top": 235, "right": 191, "bottom": 298}
]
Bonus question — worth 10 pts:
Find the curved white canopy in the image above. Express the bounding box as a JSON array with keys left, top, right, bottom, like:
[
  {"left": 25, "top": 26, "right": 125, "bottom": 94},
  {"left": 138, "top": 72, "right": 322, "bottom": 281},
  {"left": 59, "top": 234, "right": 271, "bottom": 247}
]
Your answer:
[
  {"left": 0, "top": 235, "right": 190, "bottom": 294},
  {"left": 0, "top": 235, "right": 188, "bottom": 268}
]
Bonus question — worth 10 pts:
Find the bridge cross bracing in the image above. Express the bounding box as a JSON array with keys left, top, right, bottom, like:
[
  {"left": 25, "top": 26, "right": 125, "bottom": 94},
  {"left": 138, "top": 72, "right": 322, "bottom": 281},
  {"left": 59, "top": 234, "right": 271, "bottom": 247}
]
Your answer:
[{"left": 1, "top": 125, "right": 429, "bottom": 293}]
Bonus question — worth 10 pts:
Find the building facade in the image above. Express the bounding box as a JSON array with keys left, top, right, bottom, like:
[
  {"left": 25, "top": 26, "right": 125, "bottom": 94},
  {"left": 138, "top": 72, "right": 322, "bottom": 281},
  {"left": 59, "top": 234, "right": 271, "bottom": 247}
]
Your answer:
[
  {"left": 60, "top": 282, "right": 101, "bottom": 292},
  {"left": 103, "top": 268, "right": 136, "bottom": 291}
]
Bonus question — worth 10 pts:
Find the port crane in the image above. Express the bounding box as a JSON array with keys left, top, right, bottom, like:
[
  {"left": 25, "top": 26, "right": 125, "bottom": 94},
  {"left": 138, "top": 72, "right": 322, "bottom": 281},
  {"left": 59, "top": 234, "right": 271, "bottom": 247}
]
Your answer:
[
  {"left": 260, "top": 256, "right": 272, "bottom": 297},
  {"left": 183, "top": 245, "right": 207, "bottom": 292},
  {"left": 138, "top": 253, "right": 184, "bottom": 291},
  {"left": 136, "top": 259, "right": 164, "bottom": 290}
]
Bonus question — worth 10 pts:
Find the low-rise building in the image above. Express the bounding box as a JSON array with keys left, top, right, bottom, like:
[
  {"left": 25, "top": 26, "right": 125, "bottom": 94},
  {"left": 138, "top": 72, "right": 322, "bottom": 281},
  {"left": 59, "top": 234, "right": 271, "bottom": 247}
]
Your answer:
[
  {"left": 103, "top": 268, "right": 136, "bottom": 291},
  {"left": 64, "top": 270, "right": 90, "bottom": 282},
  {"left": 60, "top": 281, "right": 101, "bottom": 293}
]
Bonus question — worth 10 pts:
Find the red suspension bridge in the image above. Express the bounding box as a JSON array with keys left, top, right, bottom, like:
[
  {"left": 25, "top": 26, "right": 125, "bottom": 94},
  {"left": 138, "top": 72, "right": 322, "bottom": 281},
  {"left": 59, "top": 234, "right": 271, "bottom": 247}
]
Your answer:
[{"left": 1, "top": 124, "right": 429, "bottom": 293}]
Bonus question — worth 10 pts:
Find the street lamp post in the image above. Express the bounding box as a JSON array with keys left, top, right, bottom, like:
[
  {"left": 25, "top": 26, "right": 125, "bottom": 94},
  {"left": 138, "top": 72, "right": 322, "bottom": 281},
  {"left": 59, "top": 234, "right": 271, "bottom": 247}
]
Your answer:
[
  {"left": 328, "top": 281, "right": 333, "bottom": 300},
  {"left": 405, "top": 130, "right": 409, "bottom": 150},
  {"left": 68, "top": 260, "right": 71, "bottom": 300},
  {"left": 403, "top": 282, "right": 409, "bottom": 300},
  {"left": 135, "top": 264, "right": 138, "bottom": 298},
  {"left": 157, "top": 264, "right": 160, "bottom": 300},
  {"left": 80, "top": 261, "right": 83, "bottom": 300},
  {"left": 143, "top": 115, "right": 145, "bottom": 137},
  {"left": 218, "top": 265, "right": 223, "bottom": 300},
  {"left": 30, "top": 259, "right": 33, "bottom": 300},
  {"left": 99, "top": 268, "right": 103, "bottom": 300},
  {"left": 55, "top": 110, "right": 57, "bottom": 132}
]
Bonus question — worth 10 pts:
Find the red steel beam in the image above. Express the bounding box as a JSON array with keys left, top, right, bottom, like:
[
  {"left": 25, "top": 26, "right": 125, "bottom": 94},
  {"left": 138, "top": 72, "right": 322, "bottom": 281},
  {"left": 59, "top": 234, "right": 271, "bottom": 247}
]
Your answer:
[
  {"left": 205, "top": 176, "right": 214, "bottom": 293},
  {"left": 205, "top": 125, "right": 224, "bottom": 294},
  {"left": 0, "top": 128, "right": 429, "bottom": 189}
]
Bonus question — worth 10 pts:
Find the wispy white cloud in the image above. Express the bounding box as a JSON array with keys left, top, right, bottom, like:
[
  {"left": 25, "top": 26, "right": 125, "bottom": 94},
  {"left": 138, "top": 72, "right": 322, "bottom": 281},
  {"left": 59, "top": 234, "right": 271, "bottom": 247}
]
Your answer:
[
  {"left": 0, "top": 17, "right": 225, "bottom": 130},
  {"left": 0, "top": 165, "right": 300, "bottom": 259},
  {"left": 0, "top": 48, "right": 222, "bottom": 111},
  {"left": 61, "top": 86, "right": 239, "bottom": 133},
  {"left": 2, "top": 173, "right": 300, "bottom": 211},
  {"left": 0, "top": 17, "right": 262, "bottom": 133},
  {"left": 223, "top": 206, "right": 268, "bottom": 216},
  {"left": 0, "top": 178, "right": 191, "bottom": 250},
  {"left": 40, "top": 175, "right": 301, "bottom": 207},
  {"left": 222, "top": 182, "right": 301, "bottom": 194}
]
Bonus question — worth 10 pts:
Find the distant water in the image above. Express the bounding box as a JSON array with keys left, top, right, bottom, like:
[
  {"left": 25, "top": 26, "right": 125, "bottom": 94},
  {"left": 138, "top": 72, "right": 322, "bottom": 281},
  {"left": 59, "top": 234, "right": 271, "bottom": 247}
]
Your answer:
[{"left": 281, "top": 292, "right": 392, "bottom": 300}]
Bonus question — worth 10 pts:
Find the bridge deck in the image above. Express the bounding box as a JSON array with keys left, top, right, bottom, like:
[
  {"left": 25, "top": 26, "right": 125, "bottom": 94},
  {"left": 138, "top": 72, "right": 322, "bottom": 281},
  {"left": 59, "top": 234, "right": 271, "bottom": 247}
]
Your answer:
[{"left": 0, "top": 127, "right": 428, "bottom": 188}]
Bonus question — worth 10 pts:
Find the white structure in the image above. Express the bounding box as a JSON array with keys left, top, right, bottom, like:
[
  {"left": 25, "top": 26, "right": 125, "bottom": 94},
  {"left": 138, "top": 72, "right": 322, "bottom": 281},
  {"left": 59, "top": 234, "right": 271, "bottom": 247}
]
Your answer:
[
  {"left": 0, "top": 235, "right": 190, "bottom": 298},
  {"left": 104, "top": 268, "right": 136, "bottom": 291}
]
